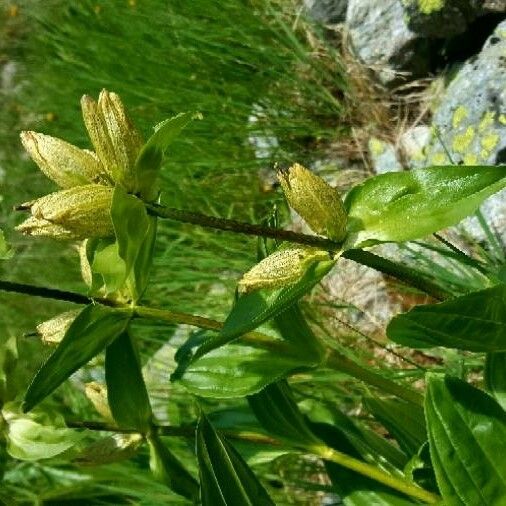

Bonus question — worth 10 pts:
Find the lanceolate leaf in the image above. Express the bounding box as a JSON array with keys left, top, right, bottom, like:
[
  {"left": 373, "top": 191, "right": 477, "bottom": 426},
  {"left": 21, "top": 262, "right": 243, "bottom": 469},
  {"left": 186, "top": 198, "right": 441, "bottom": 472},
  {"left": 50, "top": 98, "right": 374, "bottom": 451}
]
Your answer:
[
  {"left": 148, "top": 433, "right": 199, "bottom": 502},
  {"left": 364, "top": 397, "right": 426, "bottom": 457},
  {"left": 135, "top": 112, "right": 201, "bottom": 199},
  {"left": 197, "top": 413, "right": 275, "bottom": 506},
  {"left": 425, "top": 374, "right": 506, "bottom": 505},
  {"left": 387, "top": 284, "right": 506, "bottom": 352},
  {"left": 176, "top": 342, "right": 312, "bottom": 399},
  {"left": 194, "top": 258, "right": 335, "bottom": 359},
  {"left": 105, "top": 331, "right": 152, "bottom": 432},
  {"left": 110, "top": 186, "right": 151, "bottom": 301},
  {"left": 248, "top": 381, "right": 319, "bottom": 446},
  {"left": 312, "top": 423, "right": 416, "bottom": 506},
  {"left": 344, "top": 165, "right": 506, "bottom": 247},
  {"left": 485, "top": 351, "right": 506, "bottom": 411},
  {"left": 23, "top": 305, "right": 132, "bottom": 412}
]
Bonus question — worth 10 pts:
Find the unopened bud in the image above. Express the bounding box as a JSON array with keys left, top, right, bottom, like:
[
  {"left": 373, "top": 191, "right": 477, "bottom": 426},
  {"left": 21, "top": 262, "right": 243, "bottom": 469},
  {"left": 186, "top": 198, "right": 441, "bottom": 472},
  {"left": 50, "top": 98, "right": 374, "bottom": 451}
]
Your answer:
[
  {"left": 16, "top": 184, "right": 114, "bottom": 240},
  {"left": 98, "top": 90, "right": 143, "bottom": 191},
  {"left": 278, "top": 164, "right": 347, "bottom": 241},
  {"left": 238, "top": 246, "right": 330, "bottom": 293},
  {"left": 36, "top": 310, "right": 80, "bottom": 345},
  {"left": 20, "top": 131, "right": 107, "bottom": 188},
  {"left": 81, "top": 91, "right": 143, "bottom": 191},
  {"left": 85, "top": 382, "right": 113, "bottom": 421}
]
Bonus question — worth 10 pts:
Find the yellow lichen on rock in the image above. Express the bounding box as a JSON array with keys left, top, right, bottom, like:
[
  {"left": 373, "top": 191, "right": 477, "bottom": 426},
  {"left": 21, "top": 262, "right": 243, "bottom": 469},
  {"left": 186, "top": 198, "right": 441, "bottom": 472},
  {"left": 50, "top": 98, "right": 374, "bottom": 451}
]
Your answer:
[
  {"left": 452, "top": 126, "right": 475, "bottom": 153},
  {"left": 418, "top": 0, "right": 444, "bottom": 15},
  {"left": 452, "top": 105, "right": 468, "bottom": 129}
]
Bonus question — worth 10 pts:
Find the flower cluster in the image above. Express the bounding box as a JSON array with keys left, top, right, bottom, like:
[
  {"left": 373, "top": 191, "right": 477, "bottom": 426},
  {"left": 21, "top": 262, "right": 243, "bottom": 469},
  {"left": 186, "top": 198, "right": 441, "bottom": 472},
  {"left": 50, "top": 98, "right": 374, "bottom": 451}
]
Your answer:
[{"left": 16, "top": 90, "right": 144, "bottom": 240}]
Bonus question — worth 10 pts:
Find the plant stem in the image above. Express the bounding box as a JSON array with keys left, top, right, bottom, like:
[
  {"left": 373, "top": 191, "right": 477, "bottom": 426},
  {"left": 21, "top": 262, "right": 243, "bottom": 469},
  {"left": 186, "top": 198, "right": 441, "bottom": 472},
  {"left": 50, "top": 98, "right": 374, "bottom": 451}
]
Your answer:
[
  {"left": 0, "top": 279, "right": 91, "bottom": 305},
  {"left": 135, "top": 306, "right": 424, "bottom": 405},
  {"left": 325, "top": 350, "right": 424, "bottom": 406},
  {"left": 343, "top": 249, "right": 448, "bottom": 301},
  {"left": 147, "top": 203, "right": 449, "bottom": 300},
  {"left": 146, "top": 203, "right": 340, "bottom": 250},
  {"left": 312, "top": 444, "right": 440, "bottom": 504},
  {"left": 66, "top": 420, "right": 279, "bottom": 446}
]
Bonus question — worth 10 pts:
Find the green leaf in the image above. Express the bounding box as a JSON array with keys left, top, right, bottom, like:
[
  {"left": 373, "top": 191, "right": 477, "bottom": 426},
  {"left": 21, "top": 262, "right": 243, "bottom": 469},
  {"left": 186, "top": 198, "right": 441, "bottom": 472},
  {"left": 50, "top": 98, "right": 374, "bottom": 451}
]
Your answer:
[
  {"left": 110, "top": 186, "right": 151, "bottom": 301},
  {"left": 105, "top": 331, "right": 152, "bottom": 432},
  {"left": 23, "top": 305, "right": 131, "bottom": 412},
  {"left": 312, "top": 422, "right": 416, "bottom": 506},
  {"left": 74, "top": 433, "right": 143, "bottom": 466},
  {"left": 3, "top": 404, "right": 83, "bottom": 461},
  {"left": 197, "top": 413, "right": 275, "bottom": 506},
  {"left": 274, "top": 303, "right": 324, "bottom": 361},
  {"left": 485, "top": 351, "right": 506, "bottom": 411},
  {"left": 344, "top": 165, "right": 506, "bottom": 247},
  {"left": 176, "top": 341, "right": 312, "bottom": 399},
  {"left": 387, "top": 284, "right": 506, "bottom": 352},
  {"left": 148, "top": 433, "right": 199, "bottom": 502},
  {"left": 363, "top": 397, "right": 426, "bottom": 457},
  {"left": 248, "top": 381, "right": 319, "bottom": 446},
  {"left": 90, "top": 238, "right": 126, "bottom": 294},
  {"left": 404, "top": 442, "right": 438, "bottom": 495},
  {"left": 0, "top": 230, "right": 13, "bottom": 260},
  {"left": 425, "top": 374, "right": 506, "bottom": 505},
  {"left": 195, "top": 257, "right": 335, "bottom": 359},
  {"left": 135, "top": 112, "right": 201, "bottom": 199}
]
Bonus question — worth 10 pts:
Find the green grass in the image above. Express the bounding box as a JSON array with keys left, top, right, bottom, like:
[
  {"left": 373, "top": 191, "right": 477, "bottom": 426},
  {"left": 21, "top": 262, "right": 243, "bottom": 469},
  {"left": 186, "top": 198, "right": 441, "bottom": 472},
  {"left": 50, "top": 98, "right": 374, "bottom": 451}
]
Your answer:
[{"left": 1, "top": 0, "right": 349, "bottom": 325}]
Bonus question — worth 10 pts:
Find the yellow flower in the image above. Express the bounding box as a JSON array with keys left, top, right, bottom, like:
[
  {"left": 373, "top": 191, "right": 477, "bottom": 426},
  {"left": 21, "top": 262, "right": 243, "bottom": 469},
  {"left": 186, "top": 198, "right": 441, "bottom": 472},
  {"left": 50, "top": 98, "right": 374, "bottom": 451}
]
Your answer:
[
  {"left": 17, "top": 90, "right": 143, "bottom": 240},
  {"left": 278, "top": 163, "right": 347, "bottom": 242},
  {"left": 16, "top": 185, "right": 114, "bottom": 240}
]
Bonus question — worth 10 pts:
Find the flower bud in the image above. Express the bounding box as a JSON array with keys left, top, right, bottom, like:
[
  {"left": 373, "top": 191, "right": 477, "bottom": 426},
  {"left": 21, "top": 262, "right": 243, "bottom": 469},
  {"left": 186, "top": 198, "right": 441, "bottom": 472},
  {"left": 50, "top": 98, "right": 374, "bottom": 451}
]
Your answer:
[
  {"left": 81, "top": 90, "right": 143, "bottom": 191},
  {"left": 98, "top": 90, "right": 143, "bottom": 191},
  {"left": 36, "top": 310, "right": 80, "bottom": 345},
  {"left": 20, "top": 131, "right": 107, "bottom": 188},
  {"left": 16, "top": 184, "right": 114, "bottom": 240},
  {"left": 278, "top": 163, "right": 347, "bottom": 241},
  {"left": 238, "top": 246, "right": 330, "bottom": 293},
  {"left": 85, "top": 382, "right": 113, "bottom": 421}
]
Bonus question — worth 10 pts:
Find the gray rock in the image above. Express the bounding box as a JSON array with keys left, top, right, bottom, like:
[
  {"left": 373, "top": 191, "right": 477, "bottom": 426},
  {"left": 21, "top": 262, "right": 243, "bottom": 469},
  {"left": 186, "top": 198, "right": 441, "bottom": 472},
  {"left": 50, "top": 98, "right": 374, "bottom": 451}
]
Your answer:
[
  {"left": 399, "top": 125, "right": 432, "bottom": 168},
  {"left": 346, "top": 0, "right": 432, "bottom": 85},
  {"left": 368, "top": 137, "right": 403, "bottom": 173},
  {"left": 422, "top": 19, "right": 506, "bottom": 241},
  {"left": 401, "top": 0, "right": 483, "bottom": 38},
  {"left": 304, "top": 0, "right": 348, "bottom": 24}
]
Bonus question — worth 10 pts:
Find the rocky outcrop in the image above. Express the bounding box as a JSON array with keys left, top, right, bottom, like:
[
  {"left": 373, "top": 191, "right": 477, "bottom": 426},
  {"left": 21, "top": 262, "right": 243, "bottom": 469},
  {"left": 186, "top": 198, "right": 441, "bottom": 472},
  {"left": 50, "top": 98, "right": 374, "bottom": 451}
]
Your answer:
[
  {"left": 346, "top": 0, "right": 432, "bottom": 85},
  {"left": 304, "top": 0, "right": 348, "bottom": 24},
  {"left": 402, "top": 0, "right": 483, "bottom": 37}
]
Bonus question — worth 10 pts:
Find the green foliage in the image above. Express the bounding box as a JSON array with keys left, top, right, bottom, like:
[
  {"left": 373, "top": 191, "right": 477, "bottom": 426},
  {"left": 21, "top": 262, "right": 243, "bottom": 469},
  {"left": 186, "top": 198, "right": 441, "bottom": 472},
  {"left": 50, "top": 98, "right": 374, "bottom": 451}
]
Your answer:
[
  {"left": 387, "top": 284, "right": 506, "bottom": 351},
  {"left": 344, "top": 165, "right": 506, "bottom": 247},
  {"left": 23, "top": 305, "right": 132, "bottom": 412},
  {"left": 425, "top": 375, "right": 506, "bottom": 504},
  {"left": 196, "top": 413, "right": 275, "bottom": 506},
  {"left": 105, "top": 332, "right": 152, "bottom": 432},
  {"left": 485, "top": 351, "right": 506, "bottom": 411}
]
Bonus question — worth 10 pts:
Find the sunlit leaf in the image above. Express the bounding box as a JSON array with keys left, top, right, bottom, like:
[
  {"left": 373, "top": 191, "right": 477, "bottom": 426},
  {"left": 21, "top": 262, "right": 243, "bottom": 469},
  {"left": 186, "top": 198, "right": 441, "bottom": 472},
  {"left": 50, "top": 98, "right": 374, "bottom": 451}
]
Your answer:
[
  {"left": 344, "top": 165, "right": 506, "bottom": 247},
  {"left": 176, "top": 341, "right": 312, "bottom": 399},
  {"left": 3, "top": 404, "right": 83, "bottom": 461}
]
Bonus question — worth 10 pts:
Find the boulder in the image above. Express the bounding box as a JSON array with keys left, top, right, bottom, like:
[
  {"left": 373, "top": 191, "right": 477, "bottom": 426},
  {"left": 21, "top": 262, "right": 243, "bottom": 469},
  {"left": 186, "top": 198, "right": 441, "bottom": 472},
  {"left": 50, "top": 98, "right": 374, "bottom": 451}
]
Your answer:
[
  {"left": 368, "top": 137, "right": 403, "bottom": 174},
  {"left": 422, "top": 19, "right": 506, "bottom": 240},
  {"left": 346, "top": 0, "right": 432, "bottom": 85},
  {"left": 304, "top": 0, "right": 348, "bottom": 24},
  {"left": 401, "top": 0, "right": 483, "bottom": 38}
]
